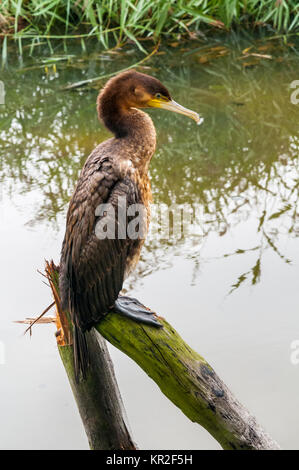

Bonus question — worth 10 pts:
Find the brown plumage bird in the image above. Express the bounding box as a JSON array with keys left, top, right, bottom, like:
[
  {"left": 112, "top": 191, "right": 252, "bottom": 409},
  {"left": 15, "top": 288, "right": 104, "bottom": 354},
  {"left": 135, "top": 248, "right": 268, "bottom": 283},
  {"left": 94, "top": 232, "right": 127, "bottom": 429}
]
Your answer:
[{"left": 59, "top": 70, "right": 200, "bottom": 380}]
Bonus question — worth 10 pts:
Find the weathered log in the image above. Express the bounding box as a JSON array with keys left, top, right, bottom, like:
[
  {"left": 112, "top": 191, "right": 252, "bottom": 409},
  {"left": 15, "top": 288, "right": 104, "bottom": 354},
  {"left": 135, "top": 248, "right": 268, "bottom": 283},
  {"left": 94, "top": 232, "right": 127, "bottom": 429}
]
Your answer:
[
  {"left": 46, "top": 261, "right": 136, "bottom": 451},
  {"left": 46, "top": 261, "right": 280, "bottom": 450},
  {"left": 97, "top": 314, "right": 280, "bottom": 450}
]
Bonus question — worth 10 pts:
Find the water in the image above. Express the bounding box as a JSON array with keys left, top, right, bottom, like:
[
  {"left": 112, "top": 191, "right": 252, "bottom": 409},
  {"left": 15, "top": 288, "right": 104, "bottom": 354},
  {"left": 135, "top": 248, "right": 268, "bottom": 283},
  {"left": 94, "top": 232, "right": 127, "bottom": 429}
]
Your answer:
[{"left": 1, "top": 35, "right": 299, "bottom": 449}]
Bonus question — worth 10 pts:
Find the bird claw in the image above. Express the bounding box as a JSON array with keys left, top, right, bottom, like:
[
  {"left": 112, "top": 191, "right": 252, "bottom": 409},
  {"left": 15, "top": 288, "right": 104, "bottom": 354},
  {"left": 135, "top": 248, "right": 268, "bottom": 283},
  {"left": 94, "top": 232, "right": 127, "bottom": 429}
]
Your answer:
[{"left": 113, "top": 296, "right": 163, "bottom": 328}]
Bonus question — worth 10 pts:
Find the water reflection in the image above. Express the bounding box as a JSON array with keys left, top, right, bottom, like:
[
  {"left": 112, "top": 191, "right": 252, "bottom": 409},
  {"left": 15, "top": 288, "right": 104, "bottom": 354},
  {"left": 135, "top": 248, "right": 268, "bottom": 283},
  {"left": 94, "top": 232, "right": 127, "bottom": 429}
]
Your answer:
[{"left": 0, "top": 37, "right": 298, "bottom": 292}]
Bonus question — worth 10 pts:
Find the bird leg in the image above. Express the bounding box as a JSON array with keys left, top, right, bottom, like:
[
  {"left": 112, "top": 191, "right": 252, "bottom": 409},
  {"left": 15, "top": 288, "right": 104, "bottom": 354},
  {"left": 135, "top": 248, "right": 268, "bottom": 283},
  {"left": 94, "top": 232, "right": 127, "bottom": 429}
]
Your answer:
[{"left": 112, "top": 296, "right": 163, "bottom": 328}]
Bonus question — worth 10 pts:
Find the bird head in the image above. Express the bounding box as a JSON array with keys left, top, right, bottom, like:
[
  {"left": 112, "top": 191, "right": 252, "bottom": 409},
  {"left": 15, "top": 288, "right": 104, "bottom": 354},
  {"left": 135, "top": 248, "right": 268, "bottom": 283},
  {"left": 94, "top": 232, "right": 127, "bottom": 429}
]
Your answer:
[{"left": 98, "top": 70, "right": 202, "bottom": 125}]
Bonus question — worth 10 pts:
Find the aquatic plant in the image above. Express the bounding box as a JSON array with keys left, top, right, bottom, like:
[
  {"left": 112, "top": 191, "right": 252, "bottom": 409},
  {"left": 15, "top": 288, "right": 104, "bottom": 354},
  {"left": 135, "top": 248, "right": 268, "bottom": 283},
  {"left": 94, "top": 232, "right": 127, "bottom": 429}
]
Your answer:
[{"left": 0, "top": 1, "right": 299, "bottom": 56}]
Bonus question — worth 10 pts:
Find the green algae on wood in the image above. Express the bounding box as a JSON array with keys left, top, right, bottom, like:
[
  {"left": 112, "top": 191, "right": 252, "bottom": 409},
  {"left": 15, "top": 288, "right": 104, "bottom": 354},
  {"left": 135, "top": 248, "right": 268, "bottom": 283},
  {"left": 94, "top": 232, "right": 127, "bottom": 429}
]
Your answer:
[
  {"left": 97, "top": 313, "right": 280, "bottom": 450},
  {"left": 47, "top": 261, "right": 279, "bottom": 450}
]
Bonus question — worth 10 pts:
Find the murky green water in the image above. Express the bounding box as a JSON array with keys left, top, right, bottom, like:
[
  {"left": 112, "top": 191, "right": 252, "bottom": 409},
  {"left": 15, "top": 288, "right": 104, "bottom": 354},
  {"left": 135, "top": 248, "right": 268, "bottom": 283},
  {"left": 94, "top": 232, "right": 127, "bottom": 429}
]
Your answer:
[{"left": 1, "top": 35, "right": 299, "bottom": 449}]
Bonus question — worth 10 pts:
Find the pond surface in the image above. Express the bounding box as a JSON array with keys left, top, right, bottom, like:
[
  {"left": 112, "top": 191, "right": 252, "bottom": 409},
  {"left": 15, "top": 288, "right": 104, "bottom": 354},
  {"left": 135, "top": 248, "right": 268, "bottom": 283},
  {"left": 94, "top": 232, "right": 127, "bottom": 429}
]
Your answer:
[{"left": 1, "top": 34, "right": 299, "bottom": 449}]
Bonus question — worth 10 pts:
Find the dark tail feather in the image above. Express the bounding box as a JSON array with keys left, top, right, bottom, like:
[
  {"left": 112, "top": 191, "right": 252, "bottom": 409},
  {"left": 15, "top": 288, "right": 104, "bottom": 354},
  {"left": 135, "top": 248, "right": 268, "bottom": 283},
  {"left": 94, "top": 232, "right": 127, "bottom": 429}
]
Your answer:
[
  {"left": 73, "top": 325, "right": 90, "bottom": 382},
  {"left": 62, "top": 247, "right": 90, "bottom": 381}
]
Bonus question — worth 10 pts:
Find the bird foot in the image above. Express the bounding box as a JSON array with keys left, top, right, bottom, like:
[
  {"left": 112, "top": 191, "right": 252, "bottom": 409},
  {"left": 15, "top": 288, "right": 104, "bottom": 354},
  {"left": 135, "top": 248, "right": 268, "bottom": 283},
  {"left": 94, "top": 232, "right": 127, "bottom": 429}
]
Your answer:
[{"left": 113, "top": 296, "right": 163, "bottom": 328}]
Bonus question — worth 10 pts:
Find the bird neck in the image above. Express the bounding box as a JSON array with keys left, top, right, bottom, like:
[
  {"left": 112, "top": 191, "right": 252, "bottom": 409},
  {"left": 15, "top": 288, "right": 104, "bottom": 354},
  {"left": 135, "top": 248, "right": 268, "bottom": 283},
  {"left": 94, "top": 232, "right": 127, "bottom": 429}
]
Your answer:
[
  {"left": 98, "top": 97, "right": 156, "bottom": 171},
  {"left": 119, "top": 109, "right": 156, "bottom": 173},
  {"left": 98, "top": 95, "right": 156, "bottom": 142}
]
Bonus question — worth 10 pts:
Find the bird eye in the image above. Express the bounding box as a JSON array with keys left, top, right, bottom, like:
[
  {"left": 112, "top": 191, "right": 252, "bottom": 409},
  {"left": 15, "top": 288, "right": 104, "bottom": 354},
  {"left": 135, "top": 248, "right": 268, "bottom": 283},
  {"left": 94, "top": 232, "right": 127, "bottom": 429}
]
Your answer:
[{"left": 155, "top": 93, "right": 162, "bottom": 99}]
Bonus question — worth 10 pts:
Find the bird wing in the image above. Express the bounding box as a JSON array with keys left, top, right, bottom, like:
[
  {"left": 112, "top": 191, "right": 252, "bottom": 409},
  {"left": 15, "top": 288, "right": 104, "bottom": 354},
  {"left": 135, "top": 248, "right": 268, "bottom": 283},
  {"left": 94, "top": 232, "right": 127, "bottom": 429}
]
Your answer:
[{"left": 59, "top": 155, "right": 139, "bottom": 331}]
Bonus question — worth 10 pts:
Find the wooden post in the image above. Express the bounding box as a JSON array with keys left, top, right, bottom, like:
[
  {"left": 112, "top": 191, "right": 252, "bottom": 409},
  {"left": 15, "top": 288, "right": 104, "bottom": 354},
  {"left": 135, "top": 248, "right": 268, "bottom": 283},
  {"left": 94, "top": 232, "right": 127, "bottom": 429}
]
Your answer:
[
  {"left": 97, "top": 314, "right": 280, "bottom": 450},
  {"left": 46, "top": 261, "right": 136, "bottom": 450},
  {"left": 46, "top": 261, "right": 280, "bottom": 451}
]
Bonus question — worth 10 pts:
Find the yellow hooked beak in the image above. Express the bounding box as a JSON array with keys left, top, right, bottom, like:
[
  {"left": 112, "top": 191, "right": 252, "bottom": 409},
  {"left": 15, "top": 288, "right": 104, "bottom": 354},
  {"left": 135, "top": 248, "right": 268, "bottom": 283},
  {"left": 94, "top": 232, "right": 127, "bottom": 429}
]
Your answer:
[{"left": 147, "top": 98, "right": 203, "bottom": 125}]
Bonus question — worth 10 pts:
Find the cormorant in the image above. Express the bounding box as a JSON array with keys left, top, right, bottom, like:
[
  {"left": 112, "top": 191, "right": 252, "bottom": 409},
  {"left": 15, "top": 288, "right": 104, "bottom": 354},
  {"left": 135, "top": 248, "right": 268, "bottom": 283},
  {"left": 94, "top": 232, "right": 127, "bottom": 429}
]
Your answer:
[{"left": 59, "top": 70, "right": 200, "bottom": 380}]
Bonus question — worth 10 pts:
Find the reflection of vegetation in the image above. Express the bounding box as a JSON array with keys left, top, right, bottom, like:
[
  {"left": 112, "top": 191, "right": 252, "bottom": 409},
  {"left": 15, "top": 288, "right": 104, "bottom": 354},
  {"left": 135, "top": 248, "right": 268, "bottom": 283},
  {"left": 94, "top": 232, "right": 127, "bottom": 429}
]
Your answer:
[{"left": 0, "top": 38, "right": 299, "bottom": 292}]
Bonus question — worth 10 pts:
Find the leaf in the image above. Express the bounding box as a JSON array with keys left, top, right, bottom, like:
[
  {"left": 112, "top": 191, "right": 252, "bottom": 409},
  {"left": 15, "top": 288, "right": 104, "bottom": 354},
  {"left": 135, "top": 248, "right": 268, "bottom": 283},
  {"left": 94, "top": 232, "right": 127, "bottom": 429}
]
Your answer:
[
  {"left": 251, "top": 258, "right": 261, "bottom": 285},
  {"left": 229, "top": 271, "right": 250, "bottom": 295},
  {"left": 258, "top": 210, "right": 266, "bottom": 232},
  {"left": 242, "top": 46, "right": 253, "bottom": 54},
  {"left": 263, "top": 231, "right": 292, "bottom": 264},
  {"left": 268, "top": 203, "right": 292, "bottom": 220},
  {"left": 1, "top": 35, "right": 7, "bottom": 67},
  {"left": 250, "top": 53, "right": 272, "bottom": 59},
  {"left": 154, "top": 2, "right": 170, "bottom": 38},
  {"left": 123, "top": 28, "right": 146, "bottom": 53}
]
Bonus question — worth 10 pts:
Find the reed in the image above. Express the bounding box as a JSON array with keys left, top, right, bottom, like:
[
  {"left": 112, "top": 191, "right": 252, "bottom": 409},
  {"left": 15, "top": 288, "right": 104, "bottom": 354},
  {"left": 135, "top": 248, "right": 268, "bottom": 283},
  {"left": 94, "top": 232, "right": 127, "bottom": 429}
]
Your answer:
[{"left": 1, "top": 1, "right": 299, "bottom": 56}]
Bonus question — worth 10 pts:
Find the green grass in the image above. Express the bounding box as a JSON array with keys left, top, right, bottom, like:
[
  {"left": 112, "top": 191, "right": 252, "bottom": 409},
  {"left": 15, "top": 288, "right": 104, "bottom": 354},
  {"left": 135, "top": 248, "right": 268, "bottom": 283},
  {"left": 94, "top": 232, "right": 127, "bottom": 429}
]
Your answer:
[{"left": 1, "top": 0, "right": 299, "bottom": 54}]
